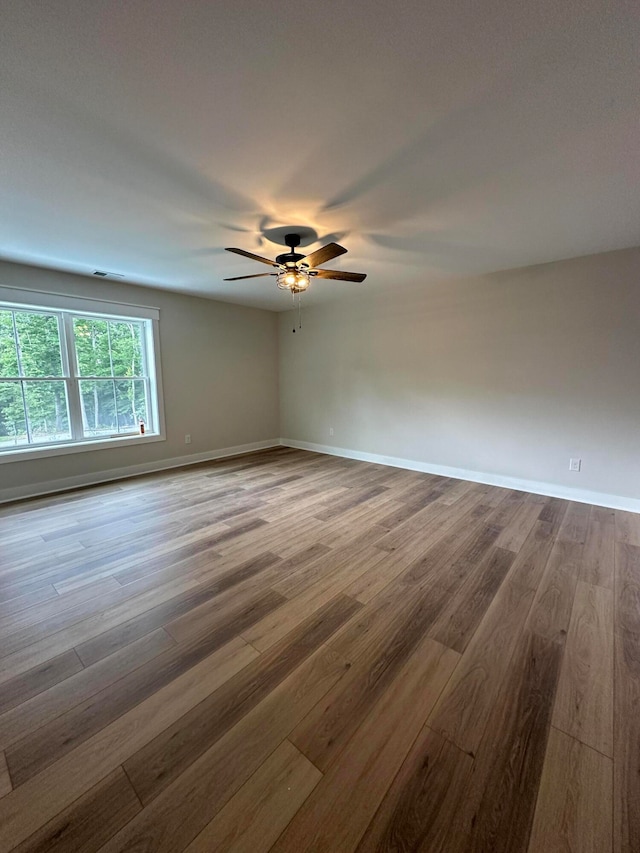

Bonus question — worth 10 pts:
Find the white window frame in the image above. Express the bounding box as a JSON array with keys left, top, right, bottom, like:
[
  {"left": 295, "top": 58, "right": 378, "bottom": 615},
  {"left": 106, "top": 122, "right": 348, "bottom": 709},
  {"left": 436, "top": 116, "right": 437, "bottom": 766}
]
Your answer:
[{"left": 0, "top": 286, "right": 166, "bottom": 463}]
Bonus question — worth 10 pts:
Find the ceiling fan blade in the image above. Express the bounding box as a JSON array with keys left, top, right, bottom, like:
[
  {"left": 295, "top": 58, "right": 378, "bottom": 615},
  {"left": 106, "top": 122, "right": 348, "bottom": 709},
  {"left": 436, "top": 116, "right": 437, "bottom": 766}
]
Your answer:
[
  {"left": 225, "top": 247, "right": 280, "bottom": 267},
  {"left": 312, "top": 269, "right": 367, "bottom": 282},
  {"left": 300, "top": 242, "right": 347, "bottom": 268},
  {"left": 223, "top": 273, "right": 275, "bottom": 281}
]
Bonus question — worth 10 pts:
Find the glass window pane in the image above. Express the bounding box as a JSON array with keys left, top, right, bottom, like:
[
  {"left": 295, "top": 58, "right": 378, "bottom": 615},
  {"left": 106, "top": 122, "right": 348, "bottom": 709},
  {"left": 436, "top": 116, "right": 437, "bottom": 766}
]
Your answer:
[
  {"left": 15, "top": 312, "right": 63, "bottom": 377},
  {"left": 0, "top": 381, "right": 28, "bottom": 448},
  {"left": 79, "top": 379, "right": 117, "bottom": 437},
  {"left": 0, "top": 311, "right": 19, "bottom": 377},
  {"left": 23, "top": 380, "right": 71, "bottom": 444},
  {"left": 73, "top": 318, "right": 111, "bottom": 376},
  {"left": 134, "top": 381, "right": 149, "bottom": 428},
  {"left": 115, "top": 379, "right": 148, "bottom": 433},
  {"left": 109, "top": 321, "right": 144, "bottom": 377}
]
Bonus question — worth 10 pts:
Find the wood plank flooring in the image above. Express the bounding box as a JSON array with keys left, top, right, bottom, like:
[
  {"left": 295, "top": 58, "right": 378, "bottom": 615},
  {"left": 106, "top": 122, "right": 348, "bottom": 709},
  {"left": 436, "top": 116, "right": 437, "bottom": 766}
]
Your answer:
[{"left": 0, "top": 447, "right": 636, "bottom": 852}]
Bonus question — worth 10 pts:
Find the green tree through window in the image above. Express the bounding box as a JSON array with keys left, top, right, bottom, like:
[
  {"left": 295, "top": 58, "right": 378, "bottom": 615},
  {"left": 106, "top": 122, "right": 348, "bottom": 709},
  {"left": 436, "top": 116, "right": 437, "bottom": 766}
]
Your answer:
[{"left": 0, "top": 303, "right": 157, "bottom": 451}]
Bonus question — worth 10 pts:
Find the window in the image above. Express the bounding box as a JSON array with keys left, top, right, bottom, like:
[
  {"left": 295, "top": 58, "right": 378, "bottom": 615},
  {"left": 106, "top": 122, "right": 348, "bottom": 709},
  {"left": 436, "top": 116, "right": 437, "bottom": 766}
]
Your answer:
[{"left": 0, "top": 292, "right": 164, "bottom": 459}]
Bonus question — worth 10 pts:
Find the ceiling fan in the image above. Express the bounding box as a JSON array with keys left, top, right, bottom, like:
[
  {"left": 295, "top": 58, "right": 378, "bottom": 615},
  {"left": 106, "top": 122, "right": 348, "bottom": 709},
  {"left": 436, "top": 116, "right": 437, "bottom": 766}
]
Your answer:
[{"left": 224, "top": 233, "right": 367, "bottom": 293}]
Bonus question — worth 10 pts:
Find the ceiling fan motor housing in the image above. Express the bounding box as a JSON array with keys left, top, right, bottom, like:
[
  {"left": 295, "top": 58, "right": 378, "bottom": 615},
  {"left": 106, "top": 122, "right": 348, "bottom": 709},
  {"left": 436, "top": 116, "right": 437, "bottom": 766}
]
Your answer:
[
  {"left": 276, "top": 233, "right": 306, "bottom": 266},
  {"left": 276, "top": 252, "right": 305, "bottom": 265}
]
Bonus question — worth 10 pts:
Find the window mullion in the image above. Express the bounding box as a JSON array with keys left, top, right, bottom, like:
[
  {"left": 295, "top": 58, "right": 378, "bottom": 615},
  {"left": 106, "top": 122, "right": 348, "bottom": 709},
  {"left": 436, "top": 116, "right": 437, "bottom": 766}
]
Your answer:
[
  {"left": 105, "top": 321, "right": 120, "bottom": 434},
  {"left": 62, "top": 313, "right": 83, "bottom": 441}
]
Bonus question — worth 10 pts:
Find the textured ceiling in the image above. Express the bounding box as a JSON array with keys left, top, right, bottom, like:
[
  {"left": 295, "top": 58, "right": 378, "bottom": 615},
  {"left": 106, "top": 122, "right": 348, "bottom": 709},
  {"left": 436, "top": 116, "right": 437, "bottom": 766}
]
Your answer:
[{"left": 1, "top": 0, "right": 638, "bottom": 310}]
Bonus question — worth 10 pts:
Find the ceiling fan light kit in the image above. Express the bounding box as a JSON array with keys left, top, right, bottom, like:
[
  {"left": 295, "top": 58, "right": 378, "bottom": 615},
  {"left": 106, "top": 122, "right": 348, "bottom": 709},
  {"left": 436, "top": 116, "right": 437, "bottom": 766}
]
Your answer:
[
  {"left": 277, "top": 268, "right": 310, "bottom": 292},
  {"left": 224, "top": 231, "right": 367, "bottom": 331}
]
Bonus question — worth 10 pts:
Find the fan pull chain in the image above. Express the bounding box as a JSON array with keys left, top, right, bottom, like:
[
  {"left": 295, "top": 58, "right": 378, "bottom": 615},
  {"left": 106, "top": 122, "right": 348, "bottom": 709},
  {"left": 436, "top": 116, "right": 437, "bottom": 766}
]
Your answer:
[{"left": 292, "top": 290, "right": 302, "bottom": 332}]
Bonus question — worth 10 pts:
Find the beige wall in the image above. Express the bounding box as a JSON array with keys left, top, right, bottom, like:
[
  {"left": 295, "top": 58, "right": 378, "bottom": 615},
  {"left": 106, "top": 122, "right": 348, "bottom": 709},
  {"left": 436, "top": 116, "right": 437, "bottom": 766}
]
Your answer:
[
  {"left": 0, "top": 260, "right": 279, "bottom": 497},
  {"left": 279, "top": 247, "right": 640, "bottom": 504},
  {"left": 3, "top": 247, "right": 639, "bottom": 506}
]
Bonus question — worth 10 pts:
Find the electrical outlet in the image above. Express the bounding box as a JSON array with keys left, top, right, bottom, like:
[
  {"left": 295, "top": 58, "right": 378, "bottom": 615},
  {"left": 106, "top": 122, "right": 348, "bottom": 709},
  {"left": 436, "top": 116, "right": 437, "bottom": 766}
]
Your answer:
[
  {"left": 329, "top": 427, "right": 334, "bottom": 437},
  {"left": 569, "top": 457, "right": 581, "bottom": 472},
  {"left": 185, "top": 434, "right": 192, "bottom": 445}
]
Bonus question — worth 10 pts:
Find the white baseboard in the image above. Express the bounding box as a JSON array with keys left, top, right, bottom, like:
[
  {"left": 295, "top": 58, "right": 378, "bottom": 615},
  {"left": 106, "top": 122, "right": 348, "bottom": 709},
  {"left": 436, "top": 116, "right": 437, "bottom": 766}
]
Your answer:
[
  {"left": 0, "top": 439, "right": 281, "bottom": 505},
  {"left": 280, "top": 438, "right": 640, "bottom": 514},
  {"left": 3, "top": 436, "right": 638, "bottom": 514}
]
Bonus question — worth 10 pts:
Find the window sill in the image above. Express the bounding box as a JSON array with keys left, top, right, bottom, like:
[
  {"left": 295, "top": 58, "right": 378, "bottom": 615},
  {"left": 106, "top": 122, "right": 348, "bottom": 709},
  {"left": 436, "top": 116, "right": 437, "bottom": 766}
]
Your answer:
[{"left": 0, "top": 432, "right": 165, "bottom": 464}]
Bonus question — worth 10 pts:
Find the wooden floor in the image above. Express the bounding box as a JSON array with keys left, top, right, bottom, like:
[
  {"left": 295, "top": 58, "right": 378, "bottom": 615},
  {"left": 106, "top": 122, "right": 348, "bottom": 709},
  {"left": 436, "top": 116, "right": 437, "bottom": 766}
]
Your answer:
[{"left": 0, "top": 447, "right": 637, "bottom": 852}]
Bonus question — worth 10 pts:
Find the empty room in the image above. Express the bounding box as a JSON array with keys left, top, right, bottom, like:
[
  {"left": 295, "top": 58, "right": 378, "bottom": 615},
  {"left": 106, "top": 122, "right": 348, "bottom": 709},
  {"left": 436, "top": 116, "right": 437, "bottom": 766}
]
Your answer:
[{"left": 0, "top": 1, "right": 639, "bottom": 851}]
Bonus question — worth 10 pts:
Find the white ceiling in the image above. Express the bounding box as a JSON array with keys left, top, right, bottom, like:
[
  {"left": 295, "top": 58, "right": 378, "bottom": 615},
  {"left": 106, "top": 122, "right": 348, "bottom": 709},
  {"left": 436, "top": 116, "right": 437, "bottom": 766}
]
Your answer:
[{"left": 1, "top": 0, "right": 638, "bottom": 311}]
